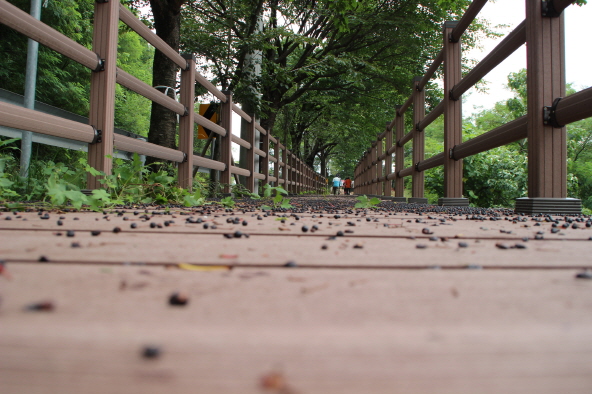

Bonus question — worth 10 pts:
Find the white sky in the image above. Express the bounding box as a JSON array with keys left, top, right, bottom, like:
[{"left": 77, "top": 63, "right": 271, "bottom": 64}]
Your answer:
[{"left": 462, "top": 0, "right": 592, "bottom": 115}]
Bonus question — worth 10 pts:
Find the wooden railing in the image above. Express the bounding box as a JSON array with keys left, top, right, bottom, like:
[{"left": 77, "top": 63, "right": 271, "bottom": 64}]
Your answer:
[
  {"left": 0, "top": 0, "right": 326, "bottom": 195},
  {"left": 354, "top": 0, "right": 592, "bottom": 214}
]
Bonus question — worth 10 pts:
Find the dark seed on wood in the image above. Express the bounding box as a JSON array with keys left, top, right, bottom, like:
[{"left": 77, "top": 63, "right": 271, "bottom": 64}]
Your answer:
[
  {"left": 514, "top": 243, "right": 527, "bottom": 249},
  {"left": 422, "top": 228, "right": 433, "bottom": 235},
  {"left": 25, "top": 301, "right": 54, "bottom": 311},
  {"left": 57, "top": 220, "right": 63, "bottom": 226},
  {"left": 416, "top": 244, "right": 427, "bottom": 249},
  {"left": 112, "top": 227, "right": 122, "bottom": 233},
  {"left": 336, "top": 231, "right": 344, "bottom": 236},
  {"left": 130, "top": 223, "right": 137, "bottom": 229},
  {"left": 575, "top": 270, "right": 592, "bottom": 279},
  {"left": 169, "top": 292, "right": 189, "bottom": 306},
  {"left": 38, "top": 255, "right": 50, "bottom": 262},
  {"left": 284, "top": 261, "right": 298, "bottom": 267},
  {"left": 495, "top": 243, "right": 510, "bottom": 249},
  {"left": 91, "top": 230, "right": 101, "bottom": 236},
  {"left": 301, "top": 225, "right": 309, "bottom": 233},
  {"left": 142, "top": 346, "right": 161, "bottom": 359},
  {"left": 66, "top": 230, "right": 75, "bottom": 237},
  {"left": 71, "top": 242, "right": 81, "bottom": 248},
  {"left": 458, "top": 242, "right": 469, "bottom": 248}
]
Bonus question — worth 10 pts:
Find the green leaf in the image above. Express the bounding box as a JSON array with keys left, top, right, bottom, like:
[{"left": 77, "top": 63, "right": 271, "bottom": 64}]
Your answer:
[
  {"left": 263, "top": 184, "right": 272, "bottom": 198},
  {"left": 273, "top": 192, "right": 283, "bottom": 204},
  {"left": 280, "top": 198, "right": 292, "bottom": 209},
  {"left": 369, "top": 197, "right": 381, "bottom": 206},
  {"left": 220, "top": 196, "right": 236, "bottom": 208},
  {"left": 275, "top": 186, "right": 288, "bottom": 195}
]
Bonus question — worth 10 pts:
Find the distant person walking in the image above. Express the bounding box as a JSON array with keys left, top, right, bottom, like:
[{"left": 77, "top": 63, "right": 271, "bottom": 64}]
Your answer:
[
  {"left": 343, "top": 177, "right": 352, "bottom": 195},
  {"left": 332, "top": 175, "right": 341, "bottom": 195}
]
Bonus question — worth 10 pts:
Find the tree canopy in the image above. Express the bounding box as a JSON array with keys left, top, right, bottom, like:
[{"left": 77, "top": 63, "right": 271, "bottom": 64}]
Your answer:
[{"left": 178, "top": 0, "right": 484, "bottom": 172}]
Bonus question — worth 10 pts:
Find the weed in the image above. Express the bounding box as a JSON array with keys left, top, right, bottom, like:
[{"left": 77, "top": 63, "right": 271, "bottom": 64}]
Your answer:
[
  {"left": 261, "top": 184, "right": 292, "bottom": 210},
  {"left": 354, "top": 195, "right": 381, "bottom": 209}
]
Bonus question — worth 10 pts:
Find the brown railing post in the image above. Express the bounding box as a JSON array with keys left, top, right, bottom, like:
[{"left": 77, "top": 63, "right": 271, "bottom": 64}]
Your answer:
[
  {"left": 515, "top": 0, "right": 580, "bottom": 214},
  {"left": 384, "top": 122, "right": 392, "bottom": 197},
  {"left": 261, "top": 125, "right": 270, "bottom": 192},
  {"left": 276, "top": 137, "right": 283, "bottom": 188},
  {"left": 298, "top": 159, "right": 303, "bottom": 194},
  {"left": 178, "top": 54, "right": 195, "bottom": 190},
  {"left": 282, "top": 143, "right": 288, "bottom": 190},
  {"left": 365, "top": 150, "right": 371, "bottom": 195},
  {"left": 220, "top": 91, "right": 233, "bottom": 194},
  {"left": 87, "top": 0, "right": 119, "bottom": 189},
  {"left": 411, "top": 76, "right": 427, "bottom": 203},
  {"left": 364, "top": 151, "right": 369, "bottom": 195},
  {"left": 246, "top": 115, "right": 256, "bottom": 193},
  {"left": 376, "top": 134, "right": 383, "bottom": 196},
  {"left": 286, "top": 151, "right": 294, "bottom": 193},
  {"left": 441, "top": 21, "right": 469, "bottom": 207},
  {"left": 394, "top": 107, "right": 405, "bottom": 200},
  {"left": 354, "top": 162, "right": 358, "bottom": 195}
]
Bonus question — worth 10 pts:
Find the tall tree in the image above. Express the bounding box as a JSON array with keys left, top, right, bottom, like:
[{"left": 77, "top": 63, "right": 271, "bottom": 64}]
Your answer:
[{"left": 144, "top": 0, "right": 187, "bottom": 162}]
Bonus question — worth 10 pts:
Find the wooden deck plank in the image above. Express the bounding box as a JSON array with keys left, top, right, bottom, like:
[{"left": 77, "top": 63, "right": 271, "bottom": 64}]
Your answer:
[
  {"left": 1, "top": 264, "right": 592, "bottom": 394},
  {"left": 2, "top": 209, "right": 590, "bottom": 241},
  {"left": 1, "top": 229, "right": 591, "bottom": 268}
]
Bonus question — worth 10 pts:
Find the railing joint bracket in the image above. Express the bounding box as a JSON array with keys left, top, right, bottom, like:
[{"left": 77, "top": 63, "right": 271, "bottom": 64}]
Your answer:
[
  {"left": 541, "top": 0, "right": 562, "bottom": 17},
  {"left": 449, "top": 89, "right": 459, "bottom": 101},
  {"left": 91, "top": 127, "right": 102, "bottom": 144},
  {"left": 543, "top": 97, "right": 564, "bottom": 128},
  {"left": 93, "top": 56, "right": 105, "bottom": 72}
]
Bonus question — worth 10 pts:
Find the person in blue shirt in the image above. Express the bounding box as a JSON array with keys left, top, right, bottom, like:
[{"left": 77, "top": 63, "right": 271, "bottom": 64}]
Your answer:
[{"left": 332, "top": 175, "right": 341, "bottom": 195}]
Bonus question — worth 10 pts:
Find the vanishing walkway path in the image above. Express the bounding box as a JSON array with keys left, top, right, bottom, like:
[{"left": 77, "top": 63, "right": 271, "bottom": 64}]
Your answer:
[{"left": 2, "top": 196, "right": 592, "bottom": 393}]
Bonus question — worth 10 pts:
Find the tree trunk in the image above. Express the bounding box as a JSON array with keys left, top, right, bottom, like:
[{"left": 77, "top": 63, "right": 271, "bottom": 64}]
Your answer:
[{"left": 147, "top": 0, "right": 184, "bottom": 166}]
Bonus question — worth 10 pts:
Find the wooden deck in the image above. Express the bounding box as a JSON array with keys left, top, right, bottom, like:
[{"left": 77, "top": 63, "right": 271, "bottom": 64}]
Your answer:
[{"left": 2, "top": 196, "right": 592, "bottom": 393}]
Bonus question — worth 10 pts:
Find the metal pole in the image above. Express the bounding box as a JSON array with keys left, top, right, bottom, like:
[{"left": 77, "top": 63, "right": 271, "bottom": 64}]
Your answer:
[{"left": 20, "top": 0, "right": 42, "bottom": 178}]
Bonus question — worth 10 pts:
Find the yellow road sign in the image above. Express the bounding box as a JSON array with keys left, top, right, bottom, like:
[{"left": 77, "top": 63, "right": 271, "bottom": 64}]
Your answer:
[{"left": 197, "top": 103, "right": 220, "bottom": 139}]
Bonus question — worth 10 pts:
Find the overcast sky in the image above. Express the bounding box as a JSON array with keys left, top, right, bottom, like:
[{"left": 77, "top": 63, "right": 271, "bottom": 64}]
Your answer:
[{"left": 462, "top": 0, "right": 592, "bottom": 116}]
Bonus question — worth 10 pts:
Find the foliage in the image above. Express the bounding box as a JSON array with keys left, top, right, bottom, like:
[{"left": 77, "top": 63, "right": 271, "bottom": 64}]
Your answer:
[
  {"left": 0, "top": 139, "right": 21, "bottom": 200},
  {"left": 354, "top": 195, "right": 381, "bottom": 209},
  {"left": 114, "top": 28, "right": 155, "bottom": 136},
  {"left": 219, "top": 196, "right": 236, "bottom": 208},
  {"left": 231, "top": 183, "right": 261, "bottom": 199},
  {"left": 261, "top": 184, "right": 292, "bottom": 210}
]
